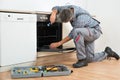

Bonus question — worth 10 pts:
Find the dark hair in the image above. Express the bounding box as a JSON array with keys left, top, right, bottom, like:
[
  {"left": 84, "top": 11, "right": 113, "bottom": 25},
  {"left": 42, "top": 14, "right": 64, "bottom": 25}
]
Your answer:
[{"left": 59, "top": 8, "right": 73, "bottom": 22}]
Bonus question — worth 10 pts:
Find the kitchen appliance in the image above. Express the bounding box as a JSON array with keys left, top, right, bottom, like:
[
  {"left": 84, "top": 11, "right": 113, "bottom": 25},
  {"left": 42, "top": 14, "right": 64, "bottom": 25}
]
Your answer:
[
  {"left": 0, "top": 12, "right": 37, "bottom": 66},
  {"left": 37, "top": 14, "right": 62, "bottom": 51}
]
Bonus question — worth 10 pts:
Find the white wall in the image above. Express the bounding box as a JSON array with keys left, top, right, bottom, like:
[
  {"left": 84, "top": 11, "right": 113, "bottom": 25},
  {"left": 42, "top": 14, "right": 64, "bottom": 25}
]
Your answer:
[
  {"left": 0, "top": 0, "right": 85, "bottom": 12},
  {"left": 0, "top": 0, "right": 36, "bottom": 11},
  {"left": 86, "top": 0, "right": 120, "bottom": 54}
]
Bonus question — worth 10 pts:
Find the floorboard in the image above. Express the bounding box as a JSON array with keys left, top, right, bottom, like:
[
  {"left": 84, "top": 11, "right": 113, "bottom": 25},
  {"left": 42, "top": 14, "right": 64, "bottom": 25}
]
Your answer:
[{"left": 0, "top": 52, "right": 120, "bottom": 80}]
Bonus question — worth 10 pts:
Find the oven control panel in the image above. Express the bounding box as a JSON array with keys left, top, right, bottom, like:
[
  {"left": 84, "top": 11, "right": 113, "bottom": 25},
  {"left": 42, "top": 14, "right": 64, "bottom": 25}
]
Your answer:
[{"left": 37, "top": 14, "right": 50, "bottom": 22}]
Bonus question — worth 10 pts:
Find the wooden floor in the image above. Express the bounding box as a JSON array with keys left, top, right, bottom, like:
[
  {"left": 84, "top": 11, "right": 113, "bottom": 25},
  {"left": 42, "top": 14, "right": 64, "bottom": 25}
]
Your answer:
[{"left": 0, "top": 52, "right": 120, "bottom": 80}]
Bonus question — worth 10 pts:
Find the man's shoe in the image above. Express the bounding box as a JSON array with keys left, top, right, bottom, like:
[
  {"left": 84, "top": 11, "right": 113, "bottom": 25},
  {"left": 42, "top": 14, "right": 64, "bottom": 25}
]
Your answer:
[
  {"left": 105, "top": 47, "right": 120, "bottom": 60},
  {"left": 73, "top": 59, "right": 88, "bottom": 68}
]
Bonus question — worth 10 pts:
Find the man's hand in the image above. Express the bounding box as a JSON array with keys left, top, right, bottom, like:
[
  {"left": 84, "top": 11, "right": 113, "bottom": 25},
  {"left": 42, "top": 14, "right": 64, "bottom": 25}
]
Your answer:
[
  {"left": 49, "top": 42, "right": 61, "bottom": 49},
  {"left": 50, "top": 9, "right": 57, "bottom": 24},
  {"left": 50, "top": 15, "right": 56, "bottom": 24},
  {"left": 50, "top": 36, "right": 71, "bottom": 49}
]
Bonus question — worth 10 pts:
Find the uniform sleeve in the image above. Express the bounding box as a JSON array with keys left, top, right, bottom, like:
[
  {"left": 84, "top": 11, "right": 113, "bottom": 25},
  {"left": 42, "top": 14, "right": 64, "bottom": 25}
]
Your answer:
[
  {"left": 52, "top": 6, "right": 61, "bottom": 12},
  {"left": 68, "top": 29, "right": 74, "bottom": 39}
]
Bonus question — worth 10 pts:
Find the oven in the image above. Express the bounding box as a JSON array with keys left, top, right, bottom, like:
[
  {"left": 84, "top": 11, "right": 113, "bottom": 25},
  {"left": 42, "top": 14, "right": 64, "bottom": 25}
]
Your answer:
[{"left": 37, "top": 14, "right": 62, "bottom": 51}]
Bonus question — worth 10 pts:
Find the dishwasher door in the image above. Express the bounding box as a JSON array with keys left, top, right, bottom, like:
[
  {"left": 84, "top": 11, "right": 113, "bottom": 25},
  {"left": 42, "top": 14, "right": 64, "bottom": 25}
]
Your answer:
[{"left": 0, "top": 12, "right": 37, "bottom": 66}]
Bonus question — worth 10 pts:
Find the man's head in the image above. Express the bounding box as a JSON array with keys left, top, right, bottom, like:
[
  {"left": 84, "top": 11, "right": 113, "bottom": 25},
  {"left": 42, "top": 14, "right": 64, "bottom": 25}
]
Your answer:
[{"left": 59, "top": 8, "right": 74, "bottom": 22}]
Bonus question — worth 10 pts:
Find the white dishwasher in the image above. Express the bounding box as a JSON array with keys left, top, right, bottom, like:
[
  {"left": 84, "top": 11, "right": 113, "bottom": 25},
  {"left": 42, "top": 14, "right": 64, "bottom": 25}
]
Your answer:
[{"left": 0, "top": 12, "right": 37, "bottom": 66}]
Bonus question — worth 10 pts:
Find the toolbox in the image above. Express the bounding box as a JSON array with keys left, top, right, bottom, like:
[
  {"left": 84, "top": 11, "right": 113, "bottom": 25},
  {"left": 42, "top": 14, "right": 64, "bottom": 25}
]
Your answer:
[{"left": 11, "top": 64, "right": 73, "bottom": 78}]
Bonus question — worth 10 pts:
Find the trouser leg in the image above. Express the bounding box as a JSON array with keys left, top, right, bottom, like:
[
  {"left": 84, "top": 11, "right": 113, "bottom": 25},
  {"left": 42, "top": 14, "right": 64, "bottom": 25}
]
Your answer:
[
  {"left": 73, "top": 28, "right": 93, "bottom": 60},
  {"left": 92, "top": 52, "right": 107, "bottom": 62},
  {"left": 85, "top": 41, "right": 107, "bottom": 62},
  {"left": 85, "top": 41, "right": 95, "bottom": 62},
  {"left": 74, "top": 35, "right": 86, "bottom": 60},
  {"left": 72, "top": 28, "right": 107, "bottom": 62}
]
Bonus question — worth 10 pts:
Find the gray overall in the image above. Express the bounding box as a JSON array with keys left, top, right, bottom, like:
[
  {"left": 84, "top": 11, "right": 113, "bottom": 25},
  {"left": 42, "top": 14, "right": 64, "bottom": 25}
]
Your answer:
[
  {"left": 71, "top": 26, "right": 107, "bottom": 63},
  {"left": 52, "top": 5, "right": 108, "bottom": 63}
]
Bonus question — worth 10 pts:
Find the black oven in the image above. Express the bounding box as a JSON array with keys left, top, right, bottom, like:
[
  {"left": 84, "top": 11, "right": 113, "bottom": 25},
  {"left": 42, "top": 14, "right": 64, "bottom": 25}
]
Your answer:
[{"left": 37, "top": 14, "right": 62, "bottom": 51}]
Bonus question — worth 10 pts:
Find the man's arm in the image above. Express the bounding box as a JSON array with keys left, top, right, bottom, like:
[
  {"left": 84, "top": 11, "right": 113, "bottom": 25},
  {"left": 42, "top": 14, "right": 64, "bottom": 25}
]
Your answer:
[
  {"left": 59, "top": 36, "right": 72, "bottom": 45},
  {"left": 50, "top": 9, "right": 58, "bottom": 24},
  {"left": 50, "top": 36, "right": 71, "bottom": 49}
]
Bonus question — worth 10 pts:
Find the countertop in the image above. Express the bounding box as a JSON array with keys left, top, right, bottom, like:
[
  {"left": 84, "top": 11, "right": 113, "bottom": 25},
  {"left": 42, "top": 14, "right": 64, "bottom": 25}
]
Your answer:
[{"left": 0, "top": 9, "right": 51, "bottom": 14}]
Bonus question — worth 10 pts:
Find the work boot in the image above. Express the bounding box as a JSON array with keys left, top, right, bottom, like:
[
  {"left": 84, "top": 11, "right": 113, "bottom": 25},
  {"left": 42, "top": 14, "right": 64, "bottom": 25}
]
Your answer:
[
  {"left": 104, "top": 47, "right": 120, "bottom": 60},
  {"left": 73, "top": 59, "right": 88, "bottom": 68}
]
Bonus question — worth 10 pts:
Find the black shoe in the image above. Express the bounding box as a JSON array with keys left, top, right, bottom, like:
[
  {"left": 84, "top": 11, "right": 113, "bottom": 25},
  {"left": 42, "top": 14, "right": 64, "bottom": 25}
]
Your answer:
[
  {"left": 105, "top": 47, "right": 120, "bottom": 60},
  {"left": 73, "top": 59, "right": 88, "bottom": 68}
]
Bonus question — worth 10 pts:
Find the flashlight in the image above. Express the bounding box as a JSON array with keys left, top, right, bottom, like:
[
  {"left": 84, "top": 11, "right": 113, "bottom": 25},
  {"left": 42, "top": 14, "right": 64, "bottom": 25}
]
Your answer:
[{"left": 47, "top": 22, "right": 51, "bottom": 27}]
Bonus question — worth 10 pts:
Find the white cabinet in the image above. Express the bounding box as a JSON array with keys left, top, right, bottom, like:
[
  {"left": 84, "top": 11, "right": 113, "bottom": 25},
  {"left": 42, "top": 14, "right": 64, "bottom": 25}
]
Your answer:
[{"left": 0, "top": 12, "right": 37, "bottom": 66}]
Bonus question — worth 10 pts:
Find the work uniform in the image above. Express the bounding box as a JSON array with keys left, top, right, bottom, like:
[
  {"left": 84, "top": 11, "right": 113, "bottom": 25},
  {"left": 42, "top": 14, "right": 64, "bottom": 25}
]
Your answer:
[{"left": 52, "top": 5, "right": 107, "bottom": 63}]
